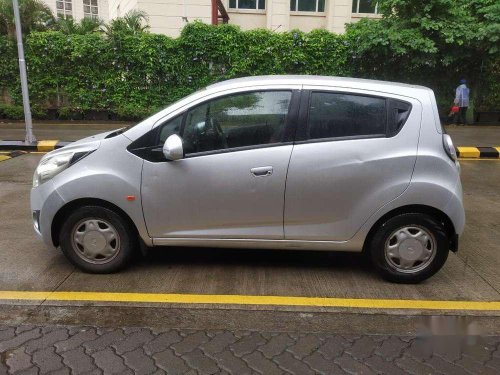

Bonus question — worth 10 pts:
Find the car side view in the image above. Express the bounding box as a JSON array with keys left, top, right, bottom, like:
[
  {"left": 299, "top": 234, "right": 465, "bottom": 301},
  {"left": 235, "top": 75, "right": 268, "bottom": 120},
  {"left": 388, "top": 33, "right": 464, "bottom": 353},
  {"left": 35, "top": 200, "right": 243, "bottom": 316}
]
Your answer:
[{"left": 31, "top": 76, "right": 465, "bottom": 283}]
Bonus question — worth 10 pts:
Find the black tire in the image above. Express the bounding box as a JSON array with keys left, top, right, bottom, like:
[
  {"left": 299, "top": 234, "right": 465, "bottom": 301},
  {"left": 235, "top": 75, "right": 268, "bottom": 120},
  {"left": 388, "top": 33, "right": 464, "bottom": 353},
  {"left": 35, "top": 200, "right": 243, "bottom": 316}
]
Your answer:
[
  {"left": 59, "top": 206, "right": 137, "bottom": 273},
  {"left": 370, "top": 213, "right": 449, "bottom": 283}
]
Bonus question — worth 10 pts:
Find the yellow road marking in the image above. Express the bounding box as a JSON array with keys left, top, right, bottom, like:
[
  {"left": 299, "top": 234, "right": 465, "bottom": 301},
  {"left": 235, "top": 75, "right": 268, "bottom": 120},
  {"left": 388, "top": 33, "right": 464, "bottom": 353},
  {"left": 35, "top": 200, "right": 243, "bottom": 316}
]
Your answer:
[
  {"left": 0, "top": 155, "right": 11, "bottom": 162},
  {"left": 459, "top": 158, "right": 500, "bottom": 161},
  {"left": 0, "top": 291, "right": 499, "bottom": 311},
  {"left": 37, "top": 140, "right": 59, "bottom": 152},
  {"left": 457, "top": 147, "right": 480, "bottom": 158}
]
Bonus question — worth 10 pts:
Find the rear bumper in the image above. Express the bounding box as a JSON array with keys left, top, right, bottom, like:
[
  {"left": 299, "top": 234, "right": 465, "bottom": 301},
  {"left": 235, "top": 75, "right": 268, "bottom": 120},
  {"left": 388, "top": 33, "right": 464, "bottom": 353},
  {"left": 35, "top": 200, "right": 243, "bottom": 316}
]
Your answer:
[{"left": 450, "top": 234, "right": 459, "bottom": 252}]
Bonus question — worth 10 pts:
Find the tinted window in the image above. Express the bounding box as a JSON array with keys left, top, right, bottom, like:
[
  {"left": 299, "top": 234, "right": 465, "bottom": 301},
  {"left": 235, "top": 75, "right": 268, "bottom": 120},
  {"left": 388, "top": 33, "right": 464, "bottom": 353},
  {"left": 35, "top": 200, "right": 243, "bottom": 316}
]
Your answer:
[
  {"left": 182, "top": 91, "right": 292, "bottom": 155},
  {"left": 159, "top": 115, "right": 182, "bottom": 144},
  {"left": 307, "top": 92, "right": 386, "bottom": 140},
  {"left": 387, "top": 99, "right": 412, "bottom": 136}
]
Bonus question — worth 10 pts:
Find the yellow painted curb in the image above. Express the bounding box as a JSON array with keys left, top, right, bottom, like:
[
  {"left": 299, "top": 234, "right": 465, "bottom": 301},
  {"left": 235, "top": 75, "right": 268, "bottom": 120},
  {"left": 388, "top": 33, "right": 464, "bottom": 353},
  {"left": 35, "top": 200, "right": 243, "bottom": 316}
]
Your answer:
[
  {"left": 37, "top": 140, "right": 59, "bottom": 152},
  {"left": 457, "top": 147, "right": 480, "bottom": 158},
  {"left": 0, "top": 155, "right": 11, "bottom": 162},
  {"left": 0, "top": 291, "right": 499, "bottom": 311}
]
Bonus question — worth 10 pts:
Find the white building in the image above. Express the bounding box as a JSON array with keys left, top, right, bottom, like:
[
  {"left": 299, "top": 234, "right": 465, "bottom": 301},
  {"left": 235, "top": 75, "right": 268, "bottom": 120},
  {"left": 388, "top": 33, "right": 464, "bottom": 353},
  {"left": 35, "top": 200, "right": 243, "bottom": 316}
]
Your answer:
[
  {"left": 42, "top": 0, "right": 380, "bottom": 36},
  {"left": 43, "top": 0, "right": 110, "bottom": 22}
]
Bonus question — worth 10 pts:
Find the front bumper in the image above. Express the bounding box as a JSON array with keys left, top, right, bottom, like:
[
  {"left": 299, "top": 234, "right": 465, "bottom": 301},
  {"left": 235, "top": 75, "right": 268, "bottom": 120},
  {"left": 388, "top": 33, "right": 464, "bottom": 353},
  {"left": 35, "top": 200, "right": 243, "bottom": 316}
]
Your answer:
[{"left": 30, "top": 180, "right": 66, "bottom": 247}]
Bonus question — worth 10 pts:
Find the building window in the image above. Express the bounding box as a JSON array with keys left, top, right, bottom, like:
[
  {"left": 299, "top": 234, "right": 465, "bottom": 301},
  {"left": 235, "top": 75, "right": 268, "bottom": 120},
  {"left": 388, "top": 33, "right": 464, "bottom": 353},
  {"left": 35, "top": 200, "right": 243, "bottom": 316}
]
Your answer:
[
  {"left": 290, "top": 0, "right": 325, "bottom": 12},
  {"left": 352, "top": 0, "right": 378, "bottom": 14},
  {"left": 56, "top": 0, "right": 73, "bottom": 18},
  {"left": 83, "top": 0, "right": 99, "bottom": 19},
  {"left": 229, "top": 0, "right": 265, "bottom": 10}
]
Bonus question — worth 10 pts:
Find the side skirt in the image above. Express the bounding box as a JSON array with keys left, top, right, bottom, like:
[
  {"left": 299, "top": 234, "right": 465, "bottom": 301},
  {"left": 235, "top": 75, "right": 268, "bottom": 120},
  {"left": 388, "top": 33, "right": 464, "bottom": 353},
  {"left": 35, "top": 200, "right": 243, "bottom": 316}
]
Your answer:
[{"left": 152, "top": 237, "right": 361, "bottom": 252}]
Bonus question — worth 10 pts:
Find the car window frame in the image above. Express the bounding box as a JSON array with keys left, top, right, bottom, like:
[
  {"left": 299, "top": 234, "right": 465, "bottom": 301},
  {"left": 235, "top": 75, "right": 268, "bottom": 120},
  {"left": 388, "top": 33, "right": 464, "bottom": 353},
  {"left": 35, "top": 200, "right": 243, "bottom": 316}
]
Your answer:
[
  {"left": 175, "top": 89, "right": 300, "bottom": 159},
  {"left": 295, "top": 89, "right": 412, "bottom": 144}
]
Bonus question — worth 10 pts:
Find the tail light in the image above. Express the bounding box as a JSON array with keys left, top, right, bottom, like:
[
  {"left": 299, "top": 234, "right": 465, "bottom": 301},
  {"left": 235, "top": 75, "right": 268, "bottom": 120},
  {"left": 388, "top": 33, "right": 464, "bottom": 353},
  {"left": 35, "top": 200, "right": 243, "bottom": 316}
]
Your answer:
[{"left": 443, "top": 134, "right": 458, "bottom": 162}]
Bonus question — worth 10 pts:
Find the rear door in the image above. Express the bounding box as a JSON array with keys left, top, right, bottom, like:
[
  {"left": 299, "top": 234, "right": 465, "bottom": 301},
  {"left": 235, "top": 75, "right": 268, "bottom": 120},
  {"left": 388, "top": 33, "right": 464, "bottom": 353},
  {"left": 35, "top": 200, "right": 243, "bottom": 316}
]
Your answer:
[{"left": 284, "top": 87, "right": 421, "bottom": 241}]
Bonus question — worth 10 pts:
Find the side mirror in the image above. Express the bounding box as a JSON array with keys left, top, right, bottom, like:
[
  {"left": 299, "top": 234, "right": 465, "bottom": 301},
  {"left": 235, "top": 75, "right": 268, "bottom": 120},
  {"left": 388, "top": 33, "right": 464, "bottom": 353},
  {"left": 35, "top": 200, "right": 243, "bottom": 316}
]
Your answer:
[{"left": 163, "top": 134, "right": 184, "bottom": 161}]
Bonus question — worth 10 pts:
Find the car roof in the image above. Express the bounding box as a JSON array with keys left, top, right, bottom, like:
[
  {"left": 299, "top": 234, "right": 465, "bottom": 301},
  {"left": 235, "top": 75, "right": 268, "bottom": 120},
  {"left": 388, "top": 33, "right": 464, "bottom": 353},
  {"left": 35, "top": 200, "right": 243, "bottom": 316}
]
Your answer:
[{"left": 207, "top": 75, "right": 431, "bottom": 94}]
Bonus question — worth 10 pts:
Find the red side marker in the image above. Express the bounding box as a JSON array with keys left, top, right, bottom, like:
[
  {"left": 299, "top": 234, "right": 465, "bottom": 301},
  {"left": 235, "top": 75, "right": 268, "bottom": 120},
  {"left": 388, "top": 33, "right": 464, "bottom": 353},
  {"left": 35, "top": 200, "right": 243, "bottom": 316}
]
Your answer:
[{"left": 126, "top": 195, "right": 136, "bottom": 201}]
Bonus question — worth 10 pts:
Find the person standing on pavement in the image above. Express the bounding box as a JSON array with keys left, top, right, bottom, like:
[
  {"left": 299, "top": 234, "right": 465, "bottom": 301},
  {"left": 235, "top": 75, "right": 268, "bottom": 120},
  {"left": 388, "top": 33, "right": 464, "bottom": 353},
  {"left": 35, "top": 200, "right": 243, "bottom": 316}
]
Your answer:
[{"left": 454, "top": 79, "right": 470, "bottom": 125}]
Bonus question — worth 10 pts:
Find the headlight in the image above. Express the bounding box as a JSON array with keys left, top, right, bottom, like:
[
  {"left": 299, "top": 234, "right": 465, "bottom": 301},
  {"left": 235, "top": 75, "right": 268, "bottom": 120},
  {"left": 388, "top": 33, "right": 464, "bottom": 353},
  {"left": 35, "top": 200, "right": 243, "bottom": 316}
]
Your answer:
[{"left": 33, "top": 150, "right": 93, "bottom": 187}]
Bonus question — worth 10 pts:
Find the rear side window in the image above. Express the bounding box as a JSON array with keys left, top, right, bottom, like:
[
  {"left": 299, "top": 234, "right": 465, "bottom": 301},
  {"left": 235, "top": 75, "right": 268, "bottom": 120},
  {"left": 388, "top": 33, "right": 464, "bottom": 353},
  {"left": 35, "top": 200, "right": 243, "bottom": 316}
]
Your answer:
[
  {"left": 306, "top": 92, "right": 386, "bottom": 140},
  {"left": 387, "top": 99, "right": 412, "bottom": 136}
]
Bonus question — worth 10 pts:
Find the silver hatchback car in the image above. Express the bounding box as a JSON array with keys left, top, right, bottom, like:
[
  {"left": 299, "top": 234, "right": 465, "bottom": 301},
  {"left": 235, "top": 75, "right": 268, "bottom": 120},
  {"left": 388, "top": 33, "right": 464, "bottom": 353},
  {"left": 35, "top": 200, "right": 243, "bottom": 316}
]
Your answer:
[{"left": 31, "top": 76, "right": 464, "bottom": 283}]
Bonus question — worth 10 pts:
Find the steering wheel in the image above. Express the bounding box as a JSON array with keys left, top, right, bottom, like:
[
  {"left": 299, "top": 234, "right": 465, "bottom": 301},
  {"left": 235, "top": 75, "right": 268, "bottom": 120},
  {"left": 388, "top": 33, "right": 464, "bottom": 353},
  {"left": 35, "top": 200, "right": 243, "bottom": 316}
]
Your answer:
[{"left": 208, "top": 118, "right": 228, "bottom": 149}]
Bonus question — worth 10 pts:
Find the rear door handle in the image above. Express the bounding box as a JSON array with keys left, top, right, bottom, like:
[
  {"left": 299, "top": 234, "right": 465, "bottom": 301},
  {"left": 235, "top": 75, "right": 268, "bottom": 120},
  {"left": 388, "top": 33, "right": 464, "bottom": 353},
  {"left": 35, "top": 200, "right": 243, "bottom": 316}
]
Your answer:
[{"left": 250, "top": 166, "right": 273, "bottom": 177}]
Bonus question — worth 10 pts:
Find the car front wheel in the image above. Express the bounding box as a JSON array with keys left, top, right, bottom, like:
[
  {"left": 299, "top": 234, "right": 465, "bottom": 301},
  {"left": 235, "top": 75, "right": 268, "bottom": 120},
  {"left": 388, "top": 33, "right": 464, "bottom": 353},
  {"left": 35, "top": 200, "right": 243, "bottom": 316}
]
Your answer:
[
  {"left": 370, "top": 213, "right": 449, "bottom": 283},
  {"left": 59, "top": 206, "right": 136, "bottom": 273}
]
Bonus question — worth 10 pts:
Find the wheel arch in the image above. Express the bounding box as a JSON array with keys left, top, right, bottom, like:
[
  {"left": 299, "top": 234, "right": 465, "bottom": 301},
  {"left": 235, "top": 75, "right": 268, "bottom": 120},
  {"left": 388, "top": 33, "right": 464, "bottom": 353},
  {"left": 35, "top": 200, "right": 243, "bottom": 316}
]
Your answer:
[
  {"left": 362, "top": 204, "right": 457, "bottom": 254},
  {"left": 51, "top": 198, "right": 139, "bottom": 247}
]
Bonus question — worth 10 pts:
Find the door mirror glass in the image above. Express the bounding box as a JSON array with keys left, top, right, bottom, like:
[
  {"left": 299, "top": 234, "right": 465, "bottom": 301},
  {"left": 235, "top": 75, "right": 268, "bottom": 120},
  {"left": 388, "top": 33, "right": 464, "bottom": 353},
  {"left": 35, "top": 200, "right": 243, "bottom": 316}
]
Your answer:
[{"left": 163, "top": 134, "right": 184, "bottom": 161}]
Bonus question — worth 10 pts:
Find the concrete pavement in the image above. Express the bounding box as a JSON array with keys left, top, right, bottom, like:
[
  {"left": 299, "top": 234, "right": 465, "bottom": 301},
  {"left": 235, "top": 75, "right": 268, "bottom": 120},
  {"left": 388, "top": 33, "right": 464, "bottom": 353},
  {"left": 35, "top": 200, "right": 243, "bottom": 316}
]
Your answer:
[
  {"left": 1, "top": 121, "right": 499, "bottom": 145},
  {"left": 0, "top": 154, "right": 499, "bottom": 311},
  {"left": 0, "top": 122, "right": 129, "bottom": 142},
  {"left": 1, "top": 133, "right": 500, "bottom": 374}
]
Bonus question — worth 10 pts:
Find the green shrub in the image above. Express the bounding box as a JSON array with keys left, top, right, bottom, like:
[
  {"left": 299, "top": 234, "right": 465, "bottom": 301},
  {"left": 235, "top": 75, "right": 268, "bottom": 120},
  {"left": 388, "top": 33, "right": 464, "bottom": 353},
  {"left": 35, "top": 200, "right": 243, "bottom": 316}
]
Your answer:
[
  {"left": 0, "top": 104, "right": 24, "bottom": 120},
  {"left": 31, "top": 104, "right": 48, "bottom": 119},
  {"left": 0, "top": 18, "right": 498, "bottom": 120},
  {"left": 114, "top": 104, "right": 155, "bottom": 121}
]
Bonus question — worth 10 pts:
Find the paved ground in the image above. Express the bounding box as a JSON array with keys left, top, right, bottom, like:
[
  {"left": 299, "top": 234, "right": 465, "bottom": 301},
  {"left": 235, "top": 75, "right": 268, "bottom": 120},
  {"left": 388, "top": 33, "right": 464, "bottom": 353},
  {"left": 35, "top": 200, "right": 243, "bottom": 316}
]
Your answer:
[
  {"left": 1, "top": 121, "right": 499, "bottom": 145},
  {"left": 1, "top": 125, "right": 500, "bottom": 373},
  {"left": 1, "top": 324, "right": 499, "bottom": 375},
  {"left": 0, "top": 122, "right": 129, "bottom": 142},
  {"left": 1, "top": 153, "right": 499, "bottom": 304}
]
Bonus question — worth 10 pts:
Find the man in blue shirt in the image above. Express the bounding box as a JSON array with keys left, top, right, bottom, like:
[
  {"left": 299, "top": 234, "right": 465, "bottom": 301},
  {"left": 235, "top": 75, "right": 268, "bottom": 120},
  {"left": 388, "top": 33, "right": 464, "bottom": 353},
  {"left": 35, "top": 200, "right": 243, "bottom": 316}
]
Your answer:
[{"left": 454, "top": 79, "right": 470, "bottom": 125}]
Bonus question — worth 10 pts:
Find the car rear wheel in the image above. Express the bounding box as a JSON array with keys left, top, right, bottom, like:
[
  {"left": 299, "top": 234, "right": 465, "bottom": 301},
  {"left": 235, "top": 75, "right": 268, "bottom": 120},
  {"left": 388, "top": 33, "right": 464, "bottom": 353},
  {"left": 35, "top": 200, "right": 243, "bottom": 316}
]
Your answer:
[
  {"left": 59, "top": 206, "right": 136, "bottom": 273},
  {"left": 370, "top": 213, "right": 449, "bottom": 283}
]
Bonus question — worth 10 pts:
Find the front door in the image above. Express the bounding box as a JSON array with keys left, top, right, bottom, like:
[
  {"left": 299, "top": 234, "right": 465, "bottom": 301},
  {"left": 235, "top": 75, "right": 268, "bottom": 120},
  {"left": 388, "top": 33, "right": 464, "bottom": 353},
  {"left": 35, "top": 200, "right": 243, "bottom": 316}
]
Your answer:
[{"left": 141, "top": 89, "right": 297, "bottom": 240}]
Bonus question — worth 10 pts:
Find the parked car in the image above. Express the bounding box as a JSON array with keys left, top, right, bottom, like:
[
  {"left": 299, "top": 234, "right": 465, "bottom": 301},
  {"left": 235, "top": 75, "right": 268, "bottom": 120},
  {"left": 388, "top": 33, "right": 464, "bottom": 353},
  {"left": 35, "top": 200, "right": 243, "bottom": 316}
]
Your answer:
[{"left": 31, "top": 76, "right": 464, "bottom": 283}]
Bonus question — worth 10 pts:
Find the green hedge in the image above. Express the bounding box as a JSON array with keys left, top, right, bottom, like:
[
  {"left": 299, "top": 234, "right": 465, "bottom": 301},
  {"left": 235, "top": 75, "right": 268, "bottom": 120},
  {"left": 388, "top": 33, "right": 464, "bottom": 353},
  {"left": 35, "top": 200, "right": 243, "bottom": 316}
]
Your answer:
[
  {"left": 0, "top": 21, "right": 497, "bottom": 121},
  {"left": 0, "top": 23, "right": 349, "bottom": 120}
]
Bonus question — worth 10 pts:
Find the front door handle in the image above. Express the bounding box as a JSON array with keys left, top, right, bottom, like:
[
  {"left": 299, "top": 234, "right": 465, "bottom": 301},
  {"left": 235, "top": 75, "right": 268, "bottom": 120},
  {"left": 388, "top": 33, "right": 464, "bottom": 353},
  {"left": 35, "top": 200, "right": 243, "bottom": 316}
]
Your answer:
[{"left": 250, "top": 166, "right": 273, "bottom": 177}]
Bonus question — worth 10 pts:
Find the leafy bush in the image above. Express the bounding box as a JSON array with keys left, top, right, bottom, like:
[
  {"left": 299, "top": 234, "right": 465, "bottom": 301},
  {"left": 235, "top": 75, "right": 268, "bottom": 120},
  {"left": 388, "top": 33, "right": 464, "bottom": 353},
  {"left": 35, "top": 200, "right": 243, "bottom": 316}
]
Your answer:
[
  {"left": 0, "top": 23, "right": 350, "bottom": 120},
  {"left": 345, "top": 0, "right": 500, "bottom": 112},
  {"left": 0, "top": 15, "right": 498, "bottom": 120},
  {"left": 0, "top": 104, "right": 24, "bottom": 119},
  {"left": 114, "top": 104, "right": 155, "bottom": 121}
]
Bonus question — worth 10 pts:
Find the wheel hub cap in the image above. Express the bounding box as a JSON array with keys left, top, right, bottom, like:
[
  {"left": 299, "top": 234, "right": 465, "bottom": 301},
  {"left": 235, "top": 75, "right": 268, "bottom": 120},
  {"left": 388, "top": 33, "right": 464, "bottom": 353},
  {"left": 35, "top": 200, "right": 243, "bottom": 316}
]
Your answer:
[
  {"left": 71, "top": 218, "right": 120, "bottom": 264},
  {"left": 82, "top": 231, "right": 107, "bottom": 255},
  {"left": 399, "top": 238, "right": 424, "bottom": 262},
  {"left": 384, "top": 225, "right": 436, "bottom": 274}
]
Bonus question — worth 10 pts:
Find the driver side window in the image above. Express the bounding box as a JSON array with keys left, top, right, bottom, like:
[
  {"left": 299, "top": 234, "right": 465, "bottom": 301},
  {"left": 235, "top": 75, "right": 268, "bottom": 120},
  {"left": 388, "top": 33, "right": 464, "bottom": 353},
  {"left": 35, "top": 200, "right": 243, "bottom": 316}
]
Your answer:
[
  {"left": 159, "top": 115, "right": 183, "bottom": 144},
  {"left": 182, "top": 90, "right": 292, "bottom": 155}
]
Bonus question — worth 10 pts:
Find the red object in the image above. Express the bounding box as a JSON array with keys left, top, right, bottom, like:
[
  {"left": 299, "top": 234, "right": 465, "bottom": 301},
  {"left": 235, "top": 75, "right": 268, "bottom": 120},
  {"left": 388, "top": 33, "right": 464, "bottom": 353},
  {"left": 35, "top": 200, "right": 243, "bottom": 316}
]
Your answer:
[
  {"left": 211, "top": 0, "right": 218, "bottom": 25},
  {"left": 126, "top": 195, "right": 136, "bottom": 201},
  {"left": 451, "top": 106, "right": 459, "bottom": 113},
  {"left": 211, "top": 0, "right": 229, "bottom": 25}
]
